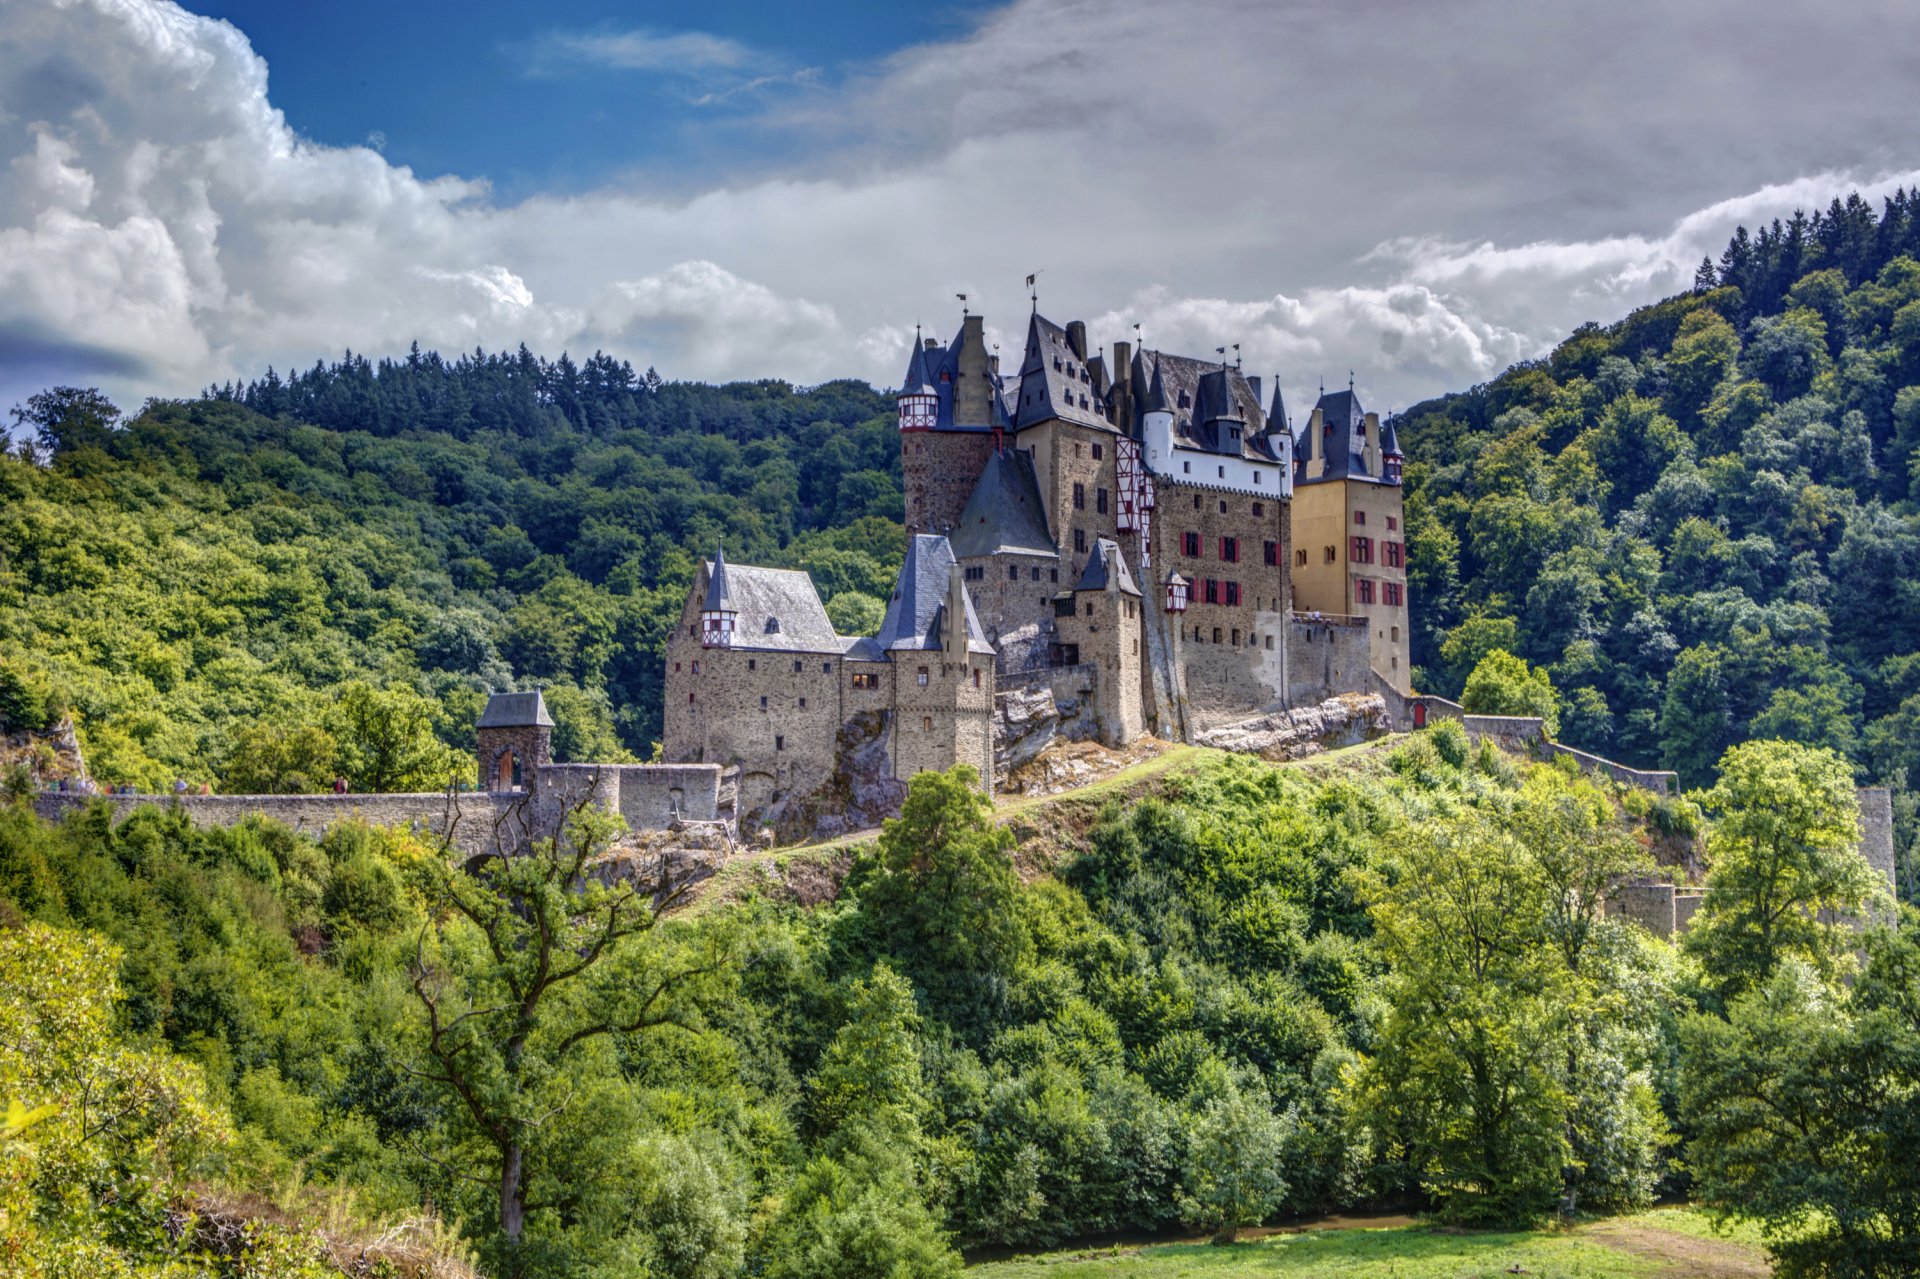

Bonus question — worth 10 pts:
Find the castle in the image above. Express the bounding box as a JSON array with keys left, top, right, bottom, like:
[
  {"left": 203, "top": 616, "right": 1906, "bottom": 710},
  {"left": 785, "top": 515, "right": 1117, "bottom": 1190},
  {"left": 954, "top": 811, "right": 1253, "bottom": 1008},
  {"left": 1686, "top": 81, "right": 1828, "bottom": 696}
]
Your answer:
[{"left": 662, "top": 307, "right": 1410, "bottom": 824}]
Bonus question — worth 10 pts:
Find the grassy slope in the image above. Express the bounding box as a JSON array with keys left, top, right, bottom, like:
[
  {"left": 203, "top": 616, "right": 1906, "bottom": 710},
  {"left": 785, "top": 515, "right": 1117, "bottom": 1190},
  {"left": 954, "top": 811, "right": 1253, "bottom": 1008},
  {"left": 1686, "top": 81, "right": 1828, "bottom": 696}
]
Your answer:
[{"left": 969, "top": 1208, "right": 1767, "bottom": 1278}]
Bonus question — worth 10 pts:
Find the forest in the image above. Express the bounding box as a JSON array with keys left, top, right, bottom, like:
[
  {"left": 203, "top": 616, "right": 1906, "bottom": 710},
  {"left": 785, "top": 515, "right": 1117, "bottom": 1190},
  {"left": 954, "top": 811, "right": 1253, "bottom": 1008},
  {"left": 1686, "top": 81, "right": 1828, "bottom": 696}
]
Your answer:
[
  {"left": 5, "top": 190, "right": 1920, "bottom": 1277},
  {"left": 3, "top": 737, "right": 1913, "bottom": 1277},
  {"left": 1399, "top": 192, "right": 1920, "bottom": 821}
]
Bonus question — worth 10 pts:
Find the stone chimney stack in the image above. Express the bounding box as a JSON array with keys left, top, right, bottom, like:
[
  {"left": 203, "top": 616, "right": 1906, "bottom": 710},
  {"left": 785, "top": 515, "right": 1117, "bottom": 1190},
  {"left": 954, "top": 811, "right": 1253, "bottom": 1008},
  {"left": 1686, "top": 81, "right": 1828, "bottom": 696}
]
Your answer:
[{"left": 1066, "top": 320, "right": 1088, "bottom": 361}]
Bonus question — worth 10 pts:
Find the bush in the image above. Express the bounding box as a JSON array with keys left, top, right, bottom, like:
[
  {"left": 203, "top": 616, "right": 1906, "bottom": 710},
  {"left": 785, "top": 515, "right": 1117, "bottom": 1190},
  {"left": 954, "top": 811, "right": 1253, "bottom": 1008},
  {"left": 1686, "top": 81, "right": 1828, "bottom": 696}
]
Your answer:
[{"left": 1427, "top": 718, "right": 1471, "bottom": 768}]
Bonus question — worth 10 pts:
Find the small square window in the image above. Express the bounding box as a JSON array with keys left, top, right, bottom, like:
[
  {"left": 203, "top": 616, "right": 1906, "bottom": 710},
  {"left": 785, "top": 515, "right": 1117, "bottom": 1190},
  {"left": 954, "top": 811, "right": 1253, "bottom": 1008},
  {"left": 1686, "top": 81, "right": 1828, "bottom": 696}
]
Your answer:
[
  {"left": 917, "top": 666, "right": 930, "bottom": 687},
  {"left": 776, "top": 735, "right": 785, "bottom": 751},
  {"left": 798, "top": 697, "right": 807, "bottom": 709},
  {"left": 1092, "top": 443, "right": 1104, "bottom": 459},
  {"left": 760, "top": 695, "right": 768, "bottom": 709},
  {"left": 793, "top": 660, "right": 803, "bottom": 672},
  {"left": 691, "top": 660, "right": 700, "bottom": 675},
  {"left": 748, "top": 659, "right": 757, "bottom": 670}
]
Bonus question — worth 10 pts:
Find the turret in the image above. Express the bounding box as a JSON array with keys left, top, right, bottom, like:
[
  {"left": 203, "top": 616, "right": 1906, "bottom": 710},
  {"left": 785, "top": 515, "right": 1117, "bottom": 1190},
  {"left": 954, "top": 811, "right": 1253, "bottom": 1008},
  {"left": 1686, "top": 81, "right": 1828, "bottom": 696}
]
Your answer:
[
  {"left": 700, "top": 547, "right": 737, "bottom": 647},
  {"left": 1141, "top": 360, "right": 1174, "bottom": 458},
  {"left": 1266, "top": 378, "right": 1295, "bottom": 497},
  {"left": 897, "top": 331, "right": 938, "bottom": 433},
  {"left": 1380, "top": 413, "right": 1404, "bottom": 484}
]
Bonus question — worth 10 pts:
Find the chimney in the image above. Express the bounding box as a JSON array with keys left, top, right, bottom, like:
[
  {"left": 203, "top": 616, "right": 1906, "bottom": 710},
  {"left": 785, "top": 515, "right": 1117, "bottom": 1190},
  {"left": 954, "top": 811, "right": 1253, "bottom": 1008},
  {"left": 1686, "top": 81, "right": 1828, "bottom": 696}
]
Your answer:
[
  {"left": 945, "top": 562, "right": 970, "bottom": 659},
  {"left": 924, "top": 337, "right": 938, "bottom": 350},
  {"left": 1114, "top": 339, "right": 1131, "bottom": 371},
  {"left": 1065, "top": 320, "right": 1088, "bottom": 361},
  {"left": 1248, "top": 376, "right": 1263, "bottom": 407}
]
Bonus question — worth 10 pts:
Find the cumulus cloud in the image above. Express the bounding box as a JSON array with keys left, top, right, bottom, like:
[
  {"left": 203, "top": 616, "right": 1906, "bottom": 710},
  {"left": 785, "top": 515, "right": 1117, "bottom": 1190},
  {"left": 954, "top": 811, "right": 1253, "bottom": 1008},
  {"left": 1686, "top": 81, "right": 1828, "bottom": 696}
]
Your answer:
[{"left": 4, "top": 0, "right": 1920, "bottom": 415}]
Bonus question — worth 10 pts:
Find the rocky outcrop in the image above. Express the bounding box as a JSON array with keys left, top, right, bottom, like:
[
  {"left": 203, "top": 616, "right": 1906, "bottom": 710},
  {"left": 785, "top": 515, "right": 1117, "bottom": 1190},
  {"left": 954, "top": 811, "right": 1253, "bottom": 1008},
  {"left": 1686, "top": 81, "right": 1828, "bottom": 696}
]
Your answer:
[
  {"left": 995, "top": 685, "right": 1060, "bottom": 779},
  {"left": 2, "top": 717, "right": 89, "bottom": 789},
  {"left": 1194, "top": 693, "right": 1390, "bottom": 758},
  {"left": 770, "top": 711, "right": 908, "bottom": 845}
]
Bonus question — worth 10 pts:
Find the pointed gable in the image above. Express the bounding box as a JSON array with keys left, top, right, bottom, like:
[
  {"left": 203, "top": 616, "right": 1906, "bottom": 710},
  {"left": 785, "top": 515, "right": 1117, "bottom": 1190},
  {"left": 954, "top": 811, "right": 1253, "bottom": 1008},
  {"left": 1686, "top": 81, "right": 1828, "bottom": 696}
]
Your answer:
[
  {"left": 948, "top": 448, "right": 1058, "bottom": 559},
  {"left": 872, "top": 534, "right": 994, "bottom": 654},
  {"left": 1013, "top": 312, "right": 1114, "bottom": 432}
]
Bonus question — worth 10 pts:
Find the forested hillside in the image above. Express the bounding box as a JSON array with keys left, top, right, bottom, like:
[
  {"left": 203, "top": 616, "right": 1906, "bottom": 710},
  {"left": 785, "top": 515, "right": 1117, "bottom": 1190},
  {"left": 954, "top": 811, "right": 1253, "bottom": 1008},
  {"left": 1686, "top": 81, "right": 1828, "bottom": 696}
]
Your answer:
[
  {"left": 7, "top": 739, "right": 1910, "bottom": 1275},
  {"left": 5, "top": 190, "right": 1920, "bottom": 828},
  {"left": 0, "top": 362, "right": 904, "bottom": 790},
  {"left": 1401, "top": 191, "right": 1920, "bottom": 808}
]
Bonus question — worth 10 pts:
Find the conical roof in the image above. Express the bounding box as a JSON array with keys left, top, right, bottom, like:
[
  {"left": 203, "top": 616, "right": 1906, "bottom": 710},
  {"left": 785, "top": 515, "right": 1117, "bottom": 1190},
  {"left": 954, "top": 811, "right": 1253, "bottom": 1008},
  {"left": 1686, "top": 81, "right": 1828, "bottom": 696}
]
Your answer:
[{"left": 702, "top": 546, "right": 735, "bottom": 612}]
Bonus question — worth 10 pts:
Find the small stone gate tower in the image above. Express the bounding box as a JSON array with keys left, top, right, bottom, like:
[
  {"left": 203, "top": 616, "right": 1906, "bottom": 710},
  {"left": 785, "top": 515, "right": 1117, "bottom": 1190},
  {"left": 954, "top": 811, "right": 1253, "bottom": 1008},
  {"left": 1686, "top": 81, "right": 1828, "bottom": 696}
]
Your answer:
[{"left": 476, "top": 688, "right": 554, "bottom": 793}]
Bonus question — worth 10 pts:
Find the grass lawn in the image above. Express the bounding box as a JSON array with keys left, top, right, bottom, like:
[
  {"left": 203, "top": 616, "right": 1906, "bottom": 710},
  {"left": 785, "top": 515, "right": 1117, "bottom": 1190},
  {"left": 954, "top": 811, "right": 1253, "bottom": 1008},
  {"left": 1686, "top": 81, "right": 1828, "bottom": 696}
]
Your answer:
[{"left": 967, "top": 1208, "right": 1769, "bottom": 1278}]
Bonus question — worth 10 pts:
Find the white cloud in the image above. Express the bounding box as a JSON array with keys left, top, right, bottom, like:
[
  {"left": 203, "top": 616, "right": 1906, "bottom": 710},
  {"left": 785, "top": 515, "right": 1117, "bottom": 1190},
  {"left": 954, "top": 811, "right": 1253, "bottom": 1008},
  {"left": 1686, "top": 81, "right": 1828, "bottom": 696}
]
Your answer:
[
  {"left": 525, "top": 28, "right": 759, "bottom": 76},
  {"left": 4, "top": 0, "right": 1920, "bottom": 416}
]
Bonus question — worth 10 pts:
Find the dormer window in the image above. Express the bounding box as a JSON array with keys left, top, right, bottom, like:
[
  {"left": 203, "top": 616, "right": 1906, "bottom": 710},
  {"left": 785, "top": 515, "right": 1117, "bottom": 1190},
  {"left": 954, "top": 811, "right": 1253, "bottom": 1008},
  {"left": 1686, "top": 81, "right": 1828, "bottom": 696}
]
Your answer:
[{"left": 764, "top": 617, "right": 781, "bottom": 633}]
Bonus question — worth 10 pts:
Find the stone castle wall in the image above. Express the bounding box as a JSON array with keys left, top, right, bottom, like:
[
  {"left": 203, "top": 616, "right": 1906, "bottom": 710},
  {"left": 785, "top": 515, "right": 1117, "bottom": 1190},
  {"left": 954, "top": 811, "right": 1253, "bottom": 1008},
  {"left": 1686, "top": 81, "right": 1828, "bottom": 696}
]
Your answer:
[
  {"left": 1286, "top": 615, "right": 1373, "bottom": 711},
  {"left": 34, "top": 790, "right": 509, "bottom": 857},
  {"left": 34, "top": 763, "right": 724, "bottom": 858},
  {"left": 904, "top": 429, "right": 998, "bottom": 536}
]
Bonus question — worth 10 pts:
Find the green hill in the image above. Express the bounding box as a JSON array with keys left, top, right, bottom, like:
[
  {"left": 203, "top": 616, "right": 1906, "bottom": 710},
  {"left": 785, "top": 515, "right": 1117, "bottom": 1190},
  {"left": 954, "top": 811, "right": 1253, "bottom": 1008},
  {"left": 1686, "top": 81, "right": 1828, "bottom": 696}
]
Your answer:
[{"left": 1399, "top": 190, "right": 1920, "bottom": 801}]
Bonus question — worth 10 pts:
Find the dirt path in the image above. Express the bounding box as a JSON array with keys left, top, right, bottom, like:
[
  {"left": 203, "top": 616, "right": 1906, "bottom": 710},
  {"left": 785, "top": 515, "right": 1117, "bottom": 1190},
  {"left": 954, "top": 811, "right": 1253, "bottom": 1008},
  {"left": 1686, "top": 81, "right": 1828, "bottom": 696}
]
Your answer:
[{"left": 1577, "top": 1218, "right": 1769, "bottom": 1278}]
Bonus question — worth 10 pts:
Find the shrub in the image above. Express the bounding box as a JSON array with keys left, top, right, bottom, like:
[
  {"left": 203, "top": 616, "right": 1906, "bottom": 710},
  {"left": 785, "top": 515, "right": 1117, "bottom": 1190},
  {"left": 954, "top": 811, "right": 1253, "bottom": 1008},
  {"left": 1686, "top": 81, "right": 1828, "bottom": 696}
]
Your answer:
[{"left": 1428, "top": 718, "right": 1471, "bottom": 768}]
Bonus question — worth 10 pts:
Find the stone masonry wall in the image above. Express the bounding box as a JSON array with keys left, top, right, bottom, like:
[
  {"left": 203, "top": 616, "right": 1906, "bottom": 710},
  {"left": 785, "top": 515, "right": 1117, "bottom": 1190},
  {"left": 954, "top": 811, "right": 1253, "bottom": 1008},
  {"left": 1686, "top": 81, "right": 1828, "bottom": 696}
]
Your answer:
[
  {"left": 33, "top": 762, "right": 724, "bottom": 858},
  {"left": 904, "top": 429, "right": 998, "bottom": 537},
  {"left": 33, "top": 790, "right": 510, "bottom": 858},
  {"left": 1286, "top": 615, "right": 1373, "bottom": 710},
  {"left": 1149, "top": 479, "right": 1291, "bottom": 719},
  {"left": 961, "top": 552, "right": 1066, "bottom": 673}
]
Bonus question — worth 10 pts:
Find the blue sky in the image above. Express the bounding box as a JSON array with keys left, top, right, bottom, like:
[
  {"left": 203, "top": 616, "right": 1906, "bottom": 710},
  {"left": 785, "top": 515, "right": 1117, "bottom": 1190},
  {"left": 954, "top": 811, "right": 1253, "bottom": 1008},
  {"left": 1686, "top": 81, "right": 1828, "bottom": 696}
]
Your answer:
[
  {"left": 5, "top": 0, "right": 1920, "bottom": 416},
  {"left": 182, "top": 0, "right": 960, "bottom": 198}
]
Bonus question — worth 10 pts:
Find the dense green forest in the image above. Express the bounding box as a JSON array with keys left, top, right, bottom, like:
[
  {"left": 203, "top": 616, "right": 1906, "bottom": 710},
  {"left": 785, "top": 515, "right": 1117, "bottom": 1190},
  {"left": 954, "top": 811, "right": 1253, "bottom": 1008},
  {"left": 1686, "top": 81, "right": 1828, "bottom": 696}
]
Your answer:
[
  {"left": 0, "top": 363, "right": 905, "bottom": 789},
  {"left": 4, "top": 739, "right": 1912, "bottom": 1276},
  {"left": 1401, "top": 191, "right": 1920, "bottom": 816}
]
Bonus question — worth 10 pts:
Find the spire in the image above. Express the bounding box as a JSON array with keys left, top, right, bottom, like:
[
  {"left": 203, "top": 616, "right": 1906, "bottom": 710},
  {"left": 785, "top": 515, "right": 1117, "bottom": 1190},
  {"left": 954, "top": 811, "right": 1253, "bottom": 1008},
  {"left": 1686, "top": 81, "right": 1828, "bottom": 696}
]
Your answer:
[
  {"left": 901, "top": 330, "right": 934, "bottom": 393},
  {"left": 1145, "top": 361, "right": 1171, "bottom": 415},
  {"left": 1268, "top": 375, "right": 1287, "bottom": 435},
  {"left": 702, "top": 545, "right": 734, "bottom": 612}
]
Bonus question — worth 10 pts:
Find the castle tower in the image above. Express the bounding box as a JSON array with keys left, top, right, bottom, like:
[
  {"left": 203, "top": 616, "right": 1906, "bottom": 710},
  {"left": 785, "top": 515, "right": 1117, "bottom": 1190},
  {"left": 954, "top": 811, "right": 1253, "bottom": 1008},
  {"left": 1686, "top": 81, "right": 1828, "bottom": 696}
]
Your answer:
[
  {"left": 899, "top": 317, "right": 1001, "bottom": 536},
  {"left": 1290, "top": 388, "right": 1409, "bottom": 690},
  {"left": 476, "top": 688, "right": 554, "bottom": 793},
  {"left": 1055, "top": 539, "right": 1144, "bottom": 745}
]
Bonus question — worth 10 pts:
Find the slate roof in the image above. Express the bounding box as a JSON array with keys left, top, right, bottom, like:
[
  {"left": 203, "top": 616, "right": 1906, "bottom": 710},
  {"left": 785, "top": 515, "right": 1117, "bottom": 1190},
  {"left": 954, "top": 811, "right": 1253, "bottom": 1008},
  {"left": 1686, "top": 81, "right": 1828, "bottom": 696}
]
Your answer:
[
  {"left": 1132, "top": 348, "right": 1285, "bottom": 463},
  {"left": 1012, "top": 312, "right": 1116, "bottom": 432},
  {"left": 1304, "top": 388, "right": 1374, "bottom": 483},
  {"left": 872, "top": 534, "right": 994, "bottom": 655},
  {"left": 948, "top": 448, "right": 1058, "bottom": 559},
  {"left": 1074, "top": 538, "right": 1142, "bottom": 596},
  {"left": 900, "top": 335, "right": 938, "bottom": 393},
  {"left": 703, "top": 545, "right": 734, "bottom": 612},
  {"left": 1379, "top": 413, "right": 1403, "bottom": 458},
  {"left": 477, "top": 689, "right": 554, "bottom": 729},
  {"left": 698, "top": 559, "right": 841, "bottom": 653},
  {"left": 895, "top": 324, "right": 1003, "bottom": 432}
]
